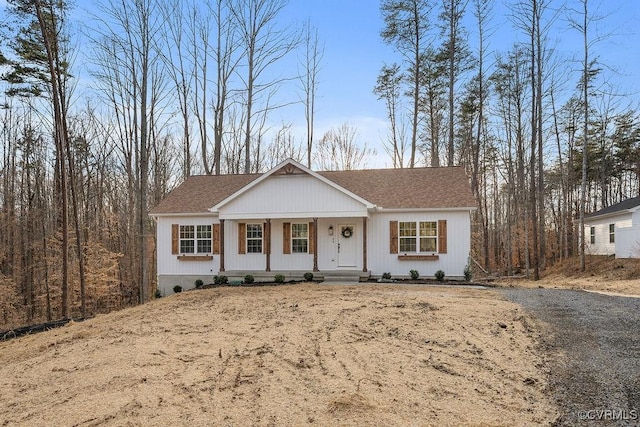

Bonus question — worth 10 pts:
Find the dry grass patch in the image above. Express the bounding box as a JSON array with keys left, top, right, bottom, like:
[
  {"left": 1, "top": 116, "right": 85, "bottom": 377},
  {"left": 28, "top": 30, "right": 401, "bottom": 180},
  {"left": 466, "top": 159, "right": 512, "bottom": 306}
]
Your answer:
[
  {"left": 495, "top": 256, "right": 640, "bottom": 296},
  {"left": 0, "top": 284, "right": 557, "bottom": 426}
]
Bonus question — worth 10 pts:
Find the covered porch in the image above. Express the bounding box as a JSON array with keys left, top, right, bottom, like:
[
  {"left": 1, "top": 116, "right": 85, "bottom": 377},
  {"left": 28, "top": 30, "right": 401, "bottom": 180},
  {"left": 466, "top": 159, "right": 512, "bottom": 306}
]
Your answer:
[{"left": 217, "top": 216, "right": 371, "bottom": 279}]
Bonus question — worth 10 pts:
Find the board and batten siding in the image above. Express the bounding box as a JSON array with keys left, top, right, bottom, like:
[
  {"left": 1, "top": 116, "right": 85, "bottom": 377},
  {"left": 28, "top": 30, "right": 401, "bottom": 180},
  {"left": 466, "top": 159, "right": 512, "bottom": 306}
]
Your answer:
[
  {"left": 367, "top": 211, "right": 472, "bottom": 277},
  {"left": 156, "top": 216, "right": 219, "bottom": 295},
  {"left": 218, "top": 174, "right": 367, "bottom": 219},
  {"left": 584, "top": 214, "right": 633, "bottom": 256}
]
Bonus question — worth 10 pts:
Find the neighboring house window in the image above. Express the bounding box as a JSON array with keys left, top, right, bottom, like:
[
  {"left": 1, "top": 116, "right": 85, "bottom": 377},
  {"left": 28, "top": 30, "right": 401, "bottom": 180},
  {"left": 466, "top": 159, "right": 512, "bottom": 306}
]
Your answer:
[
  {"left": 399, "top": 221, "right": 437, "bottom": 253},
  {"left": 246, "top": 223, "right": 263, "bottom": 253},
  {"left": 609, "top": 224, "right": 615, "bottom": 243},
  {"left": 291, "top": 223, "right": 309, "bottom": 253},
  {"left": 590, "top": 226, "right": 596, "bottom": 244},
  {"left": 179, "top": 225, "right": 212, "bottom": 254}
]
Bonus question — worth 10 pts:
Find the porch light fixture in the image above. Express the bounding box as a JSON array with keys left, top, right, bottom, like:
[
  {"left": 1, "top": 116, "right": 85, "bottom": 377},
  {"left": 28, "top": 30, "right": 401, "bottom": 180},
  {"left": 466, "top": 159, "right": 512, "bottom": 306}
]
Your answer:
[{"left": 328, "top": 225, "right": 334, "bottom": 235}]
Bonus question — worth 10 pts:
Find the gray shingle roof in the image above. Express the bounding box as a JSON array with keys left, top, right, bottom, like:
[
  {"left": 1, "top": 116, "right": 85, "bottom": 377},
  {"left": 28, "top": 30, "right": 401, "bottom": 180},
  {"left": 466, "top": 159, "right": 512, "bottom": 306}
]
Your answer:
[
  {"left": 149, "top": 166, "right": 476, "bottom": 214},
  {"left": 585, "top": 196, "right": 640, "bottom": 219}
]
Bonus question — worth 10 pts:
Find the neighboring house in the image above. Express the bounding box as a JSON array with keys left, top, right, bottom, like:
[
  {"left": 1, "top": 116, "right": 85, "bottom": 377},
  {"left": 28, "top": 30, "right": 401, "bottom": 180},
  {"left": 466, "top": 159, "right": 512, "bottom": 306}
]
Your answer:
[
  {"left": 149, "top": 159, "right": 476, "bottom": 295},
  {"left": 584, "top": 196, "right": 640, "bottom": 258}
]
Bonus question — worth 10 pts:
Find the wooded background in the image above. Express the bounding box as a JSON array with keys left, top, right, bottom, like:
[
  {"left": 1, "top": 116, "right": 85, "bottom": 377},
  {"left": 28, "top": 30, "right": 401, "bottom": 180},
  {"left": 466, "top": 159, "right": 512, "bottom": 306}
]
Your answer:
[{"left": 1, "top": 0, "right": 638, "bottom": 329}]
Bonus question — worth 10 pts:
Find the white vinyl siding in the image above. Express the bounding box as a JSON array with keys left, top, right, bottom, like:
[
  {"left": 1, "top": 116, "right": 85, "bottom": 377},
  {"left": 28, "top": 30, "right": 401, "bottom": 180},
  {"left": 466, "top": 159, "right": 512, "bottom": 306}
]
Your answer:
[{"left": 369, "top": 211, "right": 471, "bottom": 277}]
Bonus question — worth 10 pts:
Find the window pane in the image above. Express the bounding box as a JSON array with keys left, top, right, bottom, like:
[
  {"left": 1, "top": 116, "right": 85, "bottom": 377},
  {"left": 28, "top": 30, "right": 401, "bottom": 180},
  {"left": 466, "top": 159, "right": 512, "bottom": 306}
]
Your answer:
[
  {"left": 180, "top": 225, "right": 194, "bottom": 239},
  {"left": 420, "top": 221, "right": 437, "bottom": 236},
  {"left": 399, "top": 222, "right": 416, "bottom": 237},
  {"left": 292, "top": 223, "right": 308, "bottom": 238},
  {"left": 180, "top": 240, "right": 194, "bottom": 253},
  {"left": 197, "top": 225, "right": 211, "bottom": 239},
  {"left": 420, "top": 237, "right": 437, "bottom": 252},
  {"left": 247, "top": 224, "right": 262, "bottom": 239},
  {"left": 247, "top": 239, "right": 262, "bottom": 253},
  {"left": 292, "top": 238, "right": 308, "bottom": 253},
  {"left": 197, "top": 240, "right": 212, "bottom": 253},
  {"left": 399, "top": 237, "right": 416, "bottom": 252}
]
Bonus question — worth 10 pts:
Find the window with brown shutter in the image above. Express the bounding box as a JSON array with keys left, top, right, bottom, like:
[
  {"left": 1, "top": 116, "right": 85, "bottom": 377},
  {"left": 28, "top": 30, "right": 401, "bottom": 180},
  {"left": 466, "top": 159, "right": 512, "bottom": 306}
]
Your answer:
[
  {"left": 438, "top": 220, "right": 447, "bottom": 253},
  {"left": 389, "top": 221, "right": 398, "bottom": 254},
  {"left": 238, "top": 223, "right": 246, "bottom": 254},
  {"left": 171, "top": 224, "right": 179, "bottom": 254},
  {"left": 212, "top": 223, "right": 220, "bottom": 254}
]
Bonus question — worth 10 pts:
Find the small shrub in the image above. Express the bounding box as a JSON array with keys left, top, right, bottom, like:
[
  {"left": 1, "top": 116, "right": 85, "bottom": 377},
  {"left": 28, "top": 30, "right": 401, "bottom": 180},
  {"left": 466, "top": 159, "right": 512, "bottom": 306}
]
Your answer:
[
  {"left": 173, "top": 285, "right": 183, "bottom": 293},
  {"left": 154, "top": 289, "right": 162, "bottom": 298},
  {"left": 303, "top": 272, "right": 314, "bottom": 282},
  {"left": 274, "top": 273, "right": 285, "bottom": 283},
  {"left": 409, "top": 269, "right": 419, "bottom": 280},
  {"left": 382, "top": 272, "right": 392, "bottom": 280},
  {"left": 214, "top": 275, "right": 228, "bottom": 285},
  {"left": 194, "top": 279, "right": 204, "bottom": 288},
  {"left": 434, "top": 270, "right": 445, "bottom": 282},
  {"left": 244, "top": 274, "right": 255, "bottom": 284},
  {"left": 464, "top": 265, "right": 472, "bottom": 281}
]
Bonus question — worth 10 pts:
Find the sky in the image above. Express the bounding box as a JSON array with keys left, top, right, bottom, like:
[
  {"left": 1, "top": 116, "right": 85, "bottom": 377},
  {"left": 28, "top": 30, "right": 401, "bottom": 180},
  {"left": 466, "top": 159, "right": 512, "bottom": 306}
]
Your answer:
[
  {"left": 5, "top": 0, "right": 637, "bottom": 169},
  {"left": 275, "top": 0, "right": 640, "bottom": 168}
]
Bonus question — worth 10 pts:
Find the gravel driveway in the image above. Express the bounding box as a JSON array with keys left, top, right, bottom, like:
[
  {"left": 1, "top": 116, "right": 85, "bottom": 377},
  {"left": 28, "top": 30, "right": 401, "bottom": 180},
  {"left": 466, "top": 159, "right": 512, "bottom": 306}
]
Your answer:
[{"left": 500, "top": 288, "right": 640, "bottom": 426}]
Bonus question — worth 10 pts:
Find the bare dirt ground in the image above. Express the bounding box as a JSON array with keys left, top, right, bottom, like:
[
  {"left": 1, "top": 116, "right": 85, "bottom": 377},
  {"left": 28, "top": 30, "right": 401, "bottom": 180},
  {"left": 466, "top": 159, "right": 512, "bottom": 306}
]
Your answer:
[
  {"left": 0, "top": 284, "right": 556, "bottom": 426},
  {"left": 491, "top": 256, "right": 640, "bottom": 297}
]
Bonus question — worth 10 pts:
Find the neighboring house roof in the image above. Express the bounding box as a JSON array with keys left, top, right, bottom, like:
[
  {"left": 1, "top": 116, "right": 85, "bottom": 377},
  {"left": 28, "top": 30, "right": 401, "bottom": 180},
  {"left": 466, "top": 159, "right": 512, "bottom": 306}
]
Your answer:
[
  {"left": 585, "top": 196, "right": 640, "bottom": 220},
  {"left": 149, "top": 161, "right": 476, "bottom": 215}
]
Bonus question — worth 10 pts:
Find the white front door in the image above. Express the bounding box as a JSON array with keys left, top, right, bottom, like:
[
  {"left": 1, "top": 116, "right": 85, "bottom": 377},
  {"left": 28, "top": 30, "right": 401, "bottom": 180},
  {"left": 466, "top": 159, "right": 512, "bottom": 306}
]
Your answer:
[{"left": 338, "top": 223, "right": 357, "bottom": 267}]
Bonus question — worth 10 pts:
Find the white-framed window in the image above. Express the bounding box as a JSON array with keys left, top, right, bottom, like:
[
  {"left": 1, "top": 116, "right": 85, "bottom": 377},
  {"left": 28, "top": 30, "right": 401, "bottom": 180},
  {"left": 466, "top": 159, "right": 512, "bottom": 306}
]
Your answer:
[
  {"left": 609, "top": 224, "right": 615, "bottom": 243},
  {"left": 291, "top": 223, "right": 309, "bottom": 253},
  {"left": 590, "top": 226, "right": 596, "bottom": 244},
  {"left": 246, "top": 223, "right": 263, "bottom": 253},
  {"left": 180, "top": 225, "right": 212, "bottom": 254},
  {"left": 399, "top": 221, "right": 437, "bottom": 253}
]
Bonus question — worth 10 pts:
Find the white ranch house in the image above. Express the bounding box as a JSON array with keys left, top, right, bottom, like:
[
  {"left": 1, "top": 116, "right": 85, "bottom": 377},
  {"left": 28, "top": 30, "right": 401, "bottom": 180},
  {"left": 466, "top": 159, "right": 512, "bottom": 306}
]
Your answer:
[
  {"left": 150, "top": 159, "right": 476, "bottom": 295},
  {"left": 584, "top": 196, "right": 640, "bottom": 258}
]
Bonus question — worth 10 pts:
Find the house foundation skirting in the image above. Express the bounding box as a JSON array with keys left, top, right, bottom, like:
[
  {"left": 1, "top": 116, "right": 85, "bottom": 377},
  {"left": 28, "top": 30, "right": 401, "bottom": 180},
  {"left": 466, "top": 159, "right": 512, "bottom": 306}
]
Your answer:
[{"left": 221, "top": 270, "right": 371, "bottom": 283}]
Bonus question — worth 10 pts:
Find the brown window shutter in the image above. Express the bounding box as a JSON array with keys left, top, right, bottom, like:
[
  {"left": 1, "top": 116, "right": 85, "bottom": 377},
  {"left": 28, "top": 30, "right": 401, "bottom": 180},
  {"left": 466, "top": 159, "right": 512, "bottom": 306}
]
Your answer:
[
  {"left": 283, "top": 222, "right": 291, "bottom": 254},
  {"left": 212, "top": 223, "right": 220, "bottom": 254},
  {"left": 389, "top": 221, "right": 398, "bottom": 254},
  {"left": 238, "top": 223, "right": 246, "bottom": 254},
  {"left": 438, "top": 220, "right": 447, "bottom": 254},
  {"left": 171, "top": 224, "right": 179, "bottom": 254},
  {"left": 309, "top": 221, "right": 315, "bottom": 254}
]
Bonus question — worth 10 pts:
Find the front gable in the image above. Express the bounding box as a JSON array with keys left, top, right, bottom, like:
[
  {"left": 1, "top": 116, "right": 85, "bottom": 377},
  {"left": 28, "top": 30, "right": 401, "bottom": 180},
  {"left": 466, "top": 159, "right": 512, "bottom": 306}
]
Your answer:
[{"left": 211, "top": 159, "right": 374, "bottom": 219}]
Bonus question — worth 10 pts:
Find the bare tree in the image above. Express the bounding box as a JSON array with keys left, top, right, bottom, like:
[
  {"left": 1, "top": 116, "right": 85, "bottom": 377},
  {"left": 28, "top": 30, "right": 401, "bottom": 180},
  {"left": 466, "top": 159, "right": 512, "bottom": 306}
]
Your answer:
[
  {"left": 314, "top": 123, "right": 377, "bottom": 171},
  {"left": 90, "top": 0, "right": 167, "bottom": 303},
  {"left": 374, "top": 63, "right": 407, "bottom": 168},
  {"left": 438, "top": 0, "right": 472, "bottom": 167},
  {"left": 228, "top": 0, "right": 299, "bottom": 173},
  {"left": 299, "top": 20, "right": 324, "bottom": 168},
  {"left": 380, "top": 0, "right": 432, "bottom": 168}
]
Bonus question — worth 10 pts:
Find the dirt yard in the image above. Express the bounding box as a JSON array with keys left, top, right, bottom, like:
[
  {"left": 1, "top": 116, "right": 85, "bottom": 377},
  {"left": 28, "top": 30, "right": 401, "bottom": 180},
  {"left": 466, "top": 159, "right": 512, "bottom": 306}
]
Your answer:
[{"left": 0, "top": 284, "right": 556, "bottom": 426}]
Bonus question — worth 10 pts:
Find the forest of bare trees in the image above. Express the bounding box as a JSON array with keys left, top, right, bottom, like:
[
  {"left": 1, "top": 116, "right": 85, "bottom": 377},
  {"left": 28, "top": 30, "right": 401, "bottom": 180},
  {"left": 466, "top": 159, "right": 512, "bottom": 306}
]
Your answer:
[{"left": 1, "top": 0, "right": 639, "bottom": 328}]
